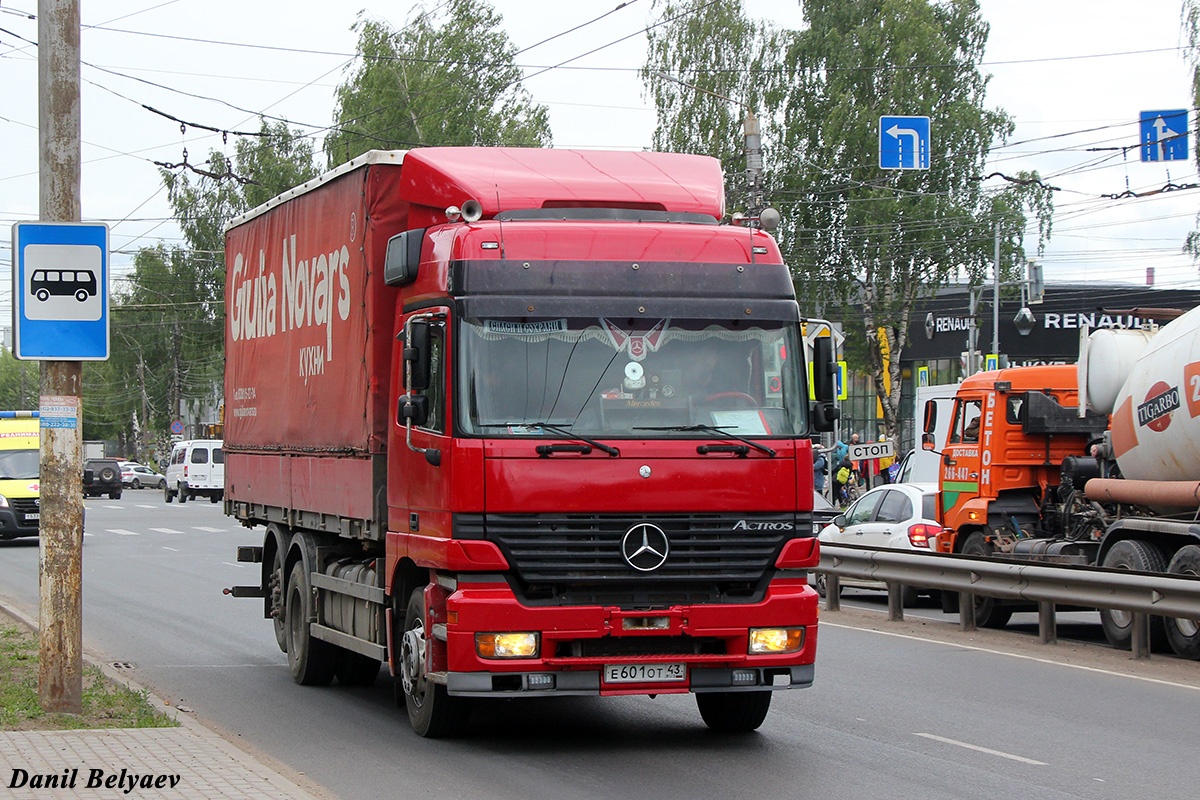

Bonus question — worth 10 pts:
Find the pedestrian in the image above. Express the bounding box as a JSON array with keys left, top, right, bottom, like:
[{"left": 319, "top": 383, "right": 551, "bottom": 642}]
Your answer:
[
  {"left": 877, "top": 434, "right": 894, "bottom": 484},
  {"left": 833, "top": 456, "right": 855, "bottom": 506},
  {"left": 812, "top": 448, "right": 828, "bottom": 496}
]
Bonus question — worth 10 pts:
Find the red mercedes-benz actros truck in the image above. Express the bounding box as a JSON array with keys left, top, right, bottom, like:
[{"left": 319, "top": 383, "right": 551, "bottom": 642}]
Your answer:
[{"left": 224, "top": 147, "right": 838, "bottom": 736}]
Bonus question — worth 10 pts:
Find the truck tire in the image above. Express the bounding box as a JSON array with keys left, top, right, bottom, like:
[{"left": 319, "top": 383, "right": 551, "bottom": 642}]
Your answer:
[
  {"left": 400, "top": 588, "right": 470, "bottom": 737},
  {"left": 960, "top": 532, "right": 1013, "bottom": 628},
  {"left": 335, "top": 650, "right": 381, "bottom": 686},
  {"left": 285, "top": 563, "right": 336, "bottom": 686},
  {"left": 1164, "top": 545, "right": 1200, "bottom": 659},
  {"left": 1099, "top": 540, "right": 1168, "bottom": 651},
  {"left": 179, "top": 484, "right": 188, "bottom": 504},
  {"left": 270, "top": 546, "right": 288, "bottom": 653},
  {"left": 164, "top": 485, "right": 174, "bottom": 503},
  {"left": 696, "top": 690, "right": 772, "bottom": 732}
]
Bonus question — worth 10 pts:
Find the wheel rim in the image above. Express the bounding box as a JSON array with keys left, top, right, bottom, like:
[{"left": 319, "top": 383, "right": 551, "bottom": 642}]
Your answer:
[
  {"left": 401, "top": 618, "right": 427, "bottom": 707},
  {"left": 1175, "top": 565, "right": 1200, "bottom": 636}
]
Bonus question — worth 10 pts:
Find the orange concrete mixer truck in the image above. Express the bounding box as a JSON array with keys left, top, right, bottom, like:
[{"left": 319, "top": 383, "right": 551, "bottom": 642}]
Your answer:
[{"left": 921, "top": 305, "right": 1200, "bottom": 658}]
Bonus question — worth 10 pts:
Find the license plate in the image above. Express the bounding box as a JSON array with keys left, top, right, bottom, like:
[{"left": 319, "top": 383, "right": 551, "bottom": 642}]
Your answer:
[
  {"left": 603, "top": 663, "right": 686, "bottom": 684},
  {"left": 23, "top": 513, "right": 39, "bottom": 521}
]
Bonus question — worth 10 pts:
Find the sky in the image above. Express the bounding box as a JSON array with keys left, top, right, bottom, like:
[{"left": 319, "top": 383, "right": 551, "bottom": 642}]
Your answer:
[{"left": 1, "top": 0, "right": 1199, "bottom": 325}]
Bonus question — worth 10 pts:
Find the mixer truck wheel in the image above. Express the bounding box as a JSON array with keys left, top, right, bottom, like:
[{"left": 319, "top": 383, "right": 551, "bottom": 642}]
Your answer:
[
  {"left": 1164, "top": 545, "right": 1200, "bottom": 659},
  {"left": 285, "top": 563, "right": 336, "bottom": 686},
  {"left": 696, "top": 690, "right": 772, "bottom": 732},
  {"left": 960, "top": 532, "right": 1012, "bottom": 628},
  {"left": 1099, "top": 540, "right": 1168, "bottom": 651},
  {"left": 400, "top": 588, "right": 470, "bottom": 737}
]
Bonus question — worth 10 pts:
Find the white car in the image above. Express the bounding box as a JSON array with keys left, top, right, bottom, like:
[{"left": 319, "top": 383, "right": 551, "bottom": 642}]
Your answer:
[
  {"left": 121, "top": 463, "right": 165, "bottom": 489},
  {"left": 815, "top": 482, "right": 940, "bottom": 606}
]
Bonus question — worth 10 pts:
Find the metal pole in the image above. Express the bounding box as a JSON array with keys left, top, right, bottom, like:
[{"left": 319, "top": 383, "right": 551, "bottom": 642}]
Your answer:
[
  {"left": 1037, "top": 600, "right": 1057, "bottom": 645},
  {"left": 37, "top": 0, "right": 84, "bottom": 714},
  {"left": 886, "top": 583, "right": 904, "bottom": 621},
  {"left": 992, "top": 221, "right": 1000, "bottom": 359},
  {"left": 744, "top": 111, "right": 762, "bottom": 217}
]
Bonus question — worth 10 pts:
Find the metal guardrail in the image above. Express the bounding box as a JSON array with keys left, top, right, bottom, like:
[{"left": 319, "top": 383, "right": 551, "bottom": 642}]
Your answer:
[{"left": 816, "top": 543, "right": 1200, "bottom": 659}]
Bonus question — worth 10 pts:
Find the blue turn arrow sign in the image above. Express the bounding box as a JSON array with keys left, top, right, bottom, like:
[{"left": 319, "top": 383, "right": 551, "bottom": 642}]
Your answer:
[{"left": 880, "top": 115, "right": 931, "bottom": 170}]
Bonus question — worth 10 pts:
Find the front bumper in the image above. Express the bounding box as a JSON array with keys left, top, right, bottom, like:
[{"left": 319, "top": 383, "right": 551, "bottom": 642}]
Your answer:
[
  {"left": 0, "top": 507, "right": 38, "bottom": 539},
  {"left": 439, "top": 578, "right": 818, "bottom": 697}
]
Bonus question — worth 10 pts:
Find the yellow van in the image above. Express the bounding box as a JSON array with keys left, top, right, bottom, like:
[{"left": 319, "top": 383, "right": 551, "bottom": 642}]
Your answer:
[{"left": 0, "top": 412, "right": 40, "bottom": 539}]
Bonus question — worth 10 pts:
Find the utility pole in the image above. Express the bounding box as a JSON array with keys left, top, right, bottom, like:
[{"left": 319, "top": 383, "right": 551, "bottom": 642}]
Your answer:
[
  {"left": 37, "top": 0, "right": 84, "bottom": 713},
  {"left": 991, "top": 221, "right": 1001, "bottom": 358}
]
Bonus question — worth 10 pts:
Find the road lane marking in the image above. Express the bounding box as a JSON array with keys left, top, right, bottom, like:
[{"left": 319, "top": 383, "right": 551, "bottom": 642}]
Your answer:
[
  {"left": 195, "top": 527, "right": 227, "bottom": 533},
  {"left": 161, "top": 547, "right": 178, "bottom": 552},
  {"left": 107, "top": 529, "right": 140, "bottom": 536},
  {"left": 136, "top": 504, "right": 158, "bottom": 510},
  {"left": 822, "top": 620, "right": 1200, "bottom": 692},
  {"left": 222, "top": 562, "right": 245, "bottom": 569},
  {"left": 913, "top": 733, "right": 1047, "bottom": 765},
  {"left": 150, "top": 528, "right": 184, "bottom": 534}
]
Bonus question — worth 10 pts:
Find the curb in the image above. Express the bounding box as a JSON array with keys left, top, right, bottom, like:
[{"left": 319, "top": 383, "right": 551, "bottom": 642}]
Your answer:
[{"left": 0, "top": 594, "right": 337, "bottom": 800}]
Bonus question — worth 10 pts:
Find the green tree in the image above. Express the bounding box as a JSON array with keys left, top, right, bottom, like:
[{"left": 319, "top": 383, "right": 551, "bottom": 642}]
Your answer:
[
  {"left": 89, "top": 120, "right": 319, "bottom": 454},
  {"left": 325, "top": 0, "right": 550, "bottom": 165},
  {"left": 0, "top": 351, "right": 39, "bottom": 411},
  {"left": 643, "top": 0, "right": 1053, "bottom": 438},
  {"left": 1182, "top": 0, "right": 1200, "bottom": 260}
]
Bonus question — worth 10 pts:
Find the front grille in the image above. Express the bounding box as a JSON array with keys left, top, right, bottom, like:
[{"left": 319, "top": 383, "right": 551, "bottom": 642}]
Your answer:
[
  {"left": 455, "top": 512, "right": 807, "bottom": 608},
  {"left": 10, "top": 498, "right": 38, "bottom": 524}
]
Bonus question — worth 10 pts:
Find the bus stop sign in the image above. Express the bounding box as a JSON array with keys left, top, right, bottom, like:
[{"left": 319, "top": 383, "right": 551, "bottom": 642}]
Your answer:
[{"left": 11, "top": 222, "right": 110, "bottom": 360}]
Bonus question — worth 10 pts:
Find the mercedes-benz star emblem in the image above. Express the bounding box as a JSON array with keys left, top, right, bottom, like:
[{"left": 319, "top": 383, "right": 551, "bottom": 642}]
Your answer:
[{"left": 621, "top": 523, "right": 670, "bottom": 572}]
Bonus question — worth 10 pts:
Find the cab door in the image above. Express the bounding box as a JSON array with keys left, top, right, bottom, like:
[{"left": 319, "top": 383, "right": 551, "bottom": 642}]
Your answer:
[
  {"left": 391, "top": 307, "right": 456, "bottom": 543},
  {"left": 940, "top": 397, "right": 984, "bottom": 530}
]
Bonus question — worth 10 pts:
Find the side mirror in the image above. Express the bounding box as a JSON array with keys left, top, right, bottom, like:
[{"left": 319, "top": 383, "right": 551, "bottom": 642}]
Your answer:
[
  {"left": 404, "top": 320, "right": 431, "bottom": 392},
  {"left": 922, "top": 399, "right": 937, "bottom": 435},
  {"left": 399, "top": 394, "right": 429, "bottom": 428},
  {"left": 833, "top": 514, "right": 847, "bottom": 528},
  {"left": 921, "top": 432, "right": 935, "bottom": 451},
  {"left": 383, "top": 228, "right": 427, "bottom": 286},
  {"left": 813, "top": 337, "right": 837, "bottom": 403}
]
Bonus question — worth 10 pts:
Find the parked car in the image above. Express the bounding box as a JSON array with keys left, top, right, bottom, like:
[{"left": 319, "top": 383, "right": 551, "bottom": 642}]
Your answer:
[
  {"left": 121, "top": 463, "right": 165, "bottom": 489},
  {"left": 83, "top": 458, "right": 123, "bottom": 500},
  {"left": 164, "top": 439, "right": 224, "bottom": 503},
  {"left": 814, "top": 482, "right": 939, "bottom": 606}
]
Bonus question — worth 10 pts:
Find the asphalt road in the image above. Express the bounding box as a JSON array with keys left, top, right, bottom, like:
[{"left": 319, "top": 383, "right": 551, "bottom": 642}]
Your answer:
[{"left": 2, "top": 497, "right": 1199, "bottom": 800}]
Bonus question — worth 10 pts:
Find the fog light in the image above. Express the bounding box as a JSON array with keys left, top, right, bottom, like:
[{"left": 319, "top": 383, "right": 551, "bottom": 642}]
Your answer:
[
  {"left": 527, "top": 673, "right": 555, "bottom": 690},
  {"left": 748, "top": 627, "right": 805, "bottom": 654},
  {"left": 476, "top": 632, "right": 539, "bottom": 659},
  {"left": 731, "top": 669, "right": 758, "bottom": 686}
]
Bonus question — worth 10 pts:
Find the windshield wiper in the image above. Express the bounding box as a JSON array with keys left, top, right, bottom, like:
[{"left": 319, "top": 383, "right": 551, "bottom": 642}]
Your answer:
[
  {"left": 633, "top": 424, "right": 777, "bottom": 458},
  {"left": 483, "top": 422, "right": 620, "bottom": 457}
]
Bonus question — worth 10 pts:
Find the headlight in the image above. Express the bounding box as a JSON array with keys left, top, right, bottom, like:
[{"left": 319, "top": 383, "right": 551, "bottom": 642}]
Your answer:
[
  {"left": 748, "top": 627, "right": 805, "bottom": 654},
  {"left": 476, "top": 632, "right": 539, "bottom": 659},
  {"left": 0, "top": 494, "right": 9, "bottom": 509}
]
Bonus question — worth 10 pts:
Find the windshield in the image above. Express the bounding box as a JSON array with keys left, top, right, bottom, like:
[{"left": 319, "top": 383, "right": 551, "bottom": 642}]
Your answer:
[
  {"left": 458, "top": 316, "right": 807, "bottom": 437},
  {"left": 0, "top": 448, "right": 39, "bottom": 480}
]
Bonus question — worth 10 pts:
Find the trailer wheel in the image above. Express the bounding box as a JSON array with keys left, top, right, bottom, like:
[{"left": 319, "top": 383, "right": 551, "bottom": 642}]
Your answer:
[
  {"left": 1164, "top": 545, "right": 1200, "bottom": 659},
  {"left": 696, "top": 690, "right": 772, "bottom": 732},
  {"left": 269, "top": 547, "right": 287, "bottom": 653},
  {"left": 960, "top": 532, "right": 1012, "bottom": 628},
  {"left": 1099, "top": 540, "right": 1168, "bottom": 651},
  {"left": 400, "top": 588, "right": 470, "bottom": 737},
  {"left": 335, "top": 650, "right": 381, "bottom": 686},
  {"left": 285, "top": 562, "right": 336, "bottom": 686}
]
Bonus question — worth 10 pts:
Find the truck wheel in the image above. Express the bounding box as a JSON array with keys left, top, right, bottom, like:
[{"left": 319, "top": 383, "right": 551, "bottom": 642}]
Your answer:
[
  {"left": 179, "top": 484, "right": 188, "bottom": 504},
  {"left": 696, "top": 691, "right": 772, "bottom": 732},
  {"left": 285, "top": 563, "right": 336, "bottom": 686},
  {"left": 400, "top": 588, "right": 470, "bottom": 737},
  {"left": 164, "top": 485, "right": 174, "bottom": 503},
  {"left": 1099, "top": 540, "right": 1168, "bottom": 651},
  {"left": 1164, "top": 545, "right": 1200, "bottom": 659},
  {"left": 335, "top": 650, "right": 381, "bottom": 686},
  {"left": 960, "top": 532, "right": 1012, "bottom": 628},
  {"left": 269, "top": 547, "right": 288, "bottom": 653}
]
